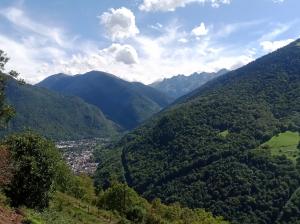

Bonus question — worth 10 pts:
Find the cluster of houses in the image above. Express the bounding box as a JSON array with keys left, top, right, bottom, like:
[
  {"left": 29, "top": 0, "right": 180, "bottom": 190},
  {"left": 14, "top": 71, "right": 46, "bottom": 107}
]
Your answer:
[{"left": 56, "top": 138, "right": 108, "bottom": 175}]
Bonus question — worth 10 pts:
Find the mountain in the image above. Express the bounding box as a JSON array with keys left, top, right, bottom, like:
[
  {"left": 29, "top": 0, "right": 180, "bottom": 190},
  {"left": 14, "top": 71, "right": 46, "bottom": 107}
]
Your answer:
[
  {"left": 1, "top": 77, "right": 119, "bottom": 140},
  {"left": 37, "top": 71, "right": 172, "bottom": 130},
  {"left": 95, "top": 40, "right": 300, "bottom": 224},
  {"left": 150, "top": 69, "right": 228, "bottom": 99}
]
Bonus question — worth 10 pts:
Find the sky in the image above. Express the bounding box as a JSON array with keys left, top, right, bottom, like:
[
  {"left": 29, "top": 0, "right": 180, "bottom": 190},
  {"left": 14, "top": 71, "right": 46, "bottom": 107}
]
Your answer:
[{"left": 0, "top": 0, "right": 299, "bottom": 84}]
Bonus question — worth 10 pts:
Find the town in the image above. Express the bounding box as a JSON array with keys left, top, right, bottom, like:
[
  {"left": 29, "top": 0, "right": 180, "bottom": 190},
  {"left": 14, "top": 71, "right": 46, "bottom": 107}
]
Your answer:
[{"left": 56, "top": 138, "right": 110, "bottom": 174}]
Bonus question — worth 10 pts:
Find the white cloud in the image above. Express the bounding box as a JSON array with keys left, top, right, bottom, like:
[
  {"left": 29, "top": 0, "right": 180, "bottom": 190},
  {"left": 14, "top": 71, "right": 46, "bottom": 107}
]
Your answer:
[
  {"left": 178, "top": 38, "right": 188, "bottom": 43},
  {"left": 100, "top": 44, "right": 139, "bottom": 65},
  {"left": 149, "top": 22, "right": 163, "bottom": 30},
  {"left": 191, "top": 22, "right": 209, "bottom": 37},
  {"left": 260, "top": 39, "right": 294, "bottom": 52},
  {"left": 272, "top": 0, "right": 284, "bottom": 3},
  {"left": 0, "top": 7, "right": 71, "bottom": 48},
  {"left": 259, "top": 23, "right": 293, "bottom": 42},
  {"left": 139, "top": 0, "right": 231, "bottom": 12},
  {"left": 0, "top": 7, "right": 259, "bottom": 85},
  {"left": 99, "top": 7, "right": 139, "bottom": 41}
]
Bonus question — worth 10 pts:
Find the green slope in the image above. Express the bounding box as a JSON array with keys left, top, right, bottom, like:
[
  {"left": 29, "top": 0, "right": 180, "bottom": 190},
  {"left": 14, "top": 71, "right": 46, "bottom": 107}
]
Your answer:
[
  {"left": 1, "top": 78, "right": 119, "bottom": 140},
  {"left": 1, "top": 185, "right": 229, "bottom": 224},
  {"left": 96, "top": 39, "right": 300, "bottom": 224},
  {"left": 260, "top": 131, "right": 300, "bottom": 162}
]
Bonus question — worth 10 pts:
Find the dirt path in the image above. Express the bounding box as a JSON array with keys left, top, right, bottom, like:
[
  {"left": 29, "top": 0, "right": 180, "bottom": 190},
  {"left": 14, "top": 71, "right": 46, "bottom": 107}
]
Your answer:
[{"left": 0, "top": 206, "right": 23, "bottom": 224}]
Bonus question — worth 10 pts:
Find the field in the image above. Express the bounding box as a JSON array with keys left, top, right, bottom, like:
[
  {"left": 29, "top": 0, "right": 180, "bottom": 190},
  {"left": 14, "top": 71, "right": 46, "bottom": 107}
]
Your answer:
[{"left": 260, "top": 131, "right": 300, "bottom": 162}]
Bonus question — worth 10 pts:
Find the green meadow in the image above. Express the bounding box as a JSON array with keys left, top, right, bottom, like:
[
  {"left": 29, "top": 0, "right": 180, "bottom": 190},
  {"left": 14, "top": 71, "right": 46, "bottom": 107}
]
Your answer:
[{"left": 260, "top": 131, "right": 300, "bottom": 162}]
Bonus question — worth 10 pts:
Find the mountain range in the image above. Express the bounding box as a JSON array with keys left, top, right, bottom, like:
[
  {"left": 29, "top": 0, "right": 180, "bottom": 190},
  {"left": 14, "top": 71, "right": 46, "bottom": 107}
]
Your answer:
[
  {"left": 37, "top": 71, "right": 172, "bottom": 130},
  {"left": 150, "top": 69, "right": 228, "bottom": 99},
  {"left": 3, "top": 68, "right": 224, "bottom": 140},
  {"left": 2, "top": 77, "right": 119, "bottom": 140},
  {"left": 95, "top": 39, "right": 300, "bottom": 224}
]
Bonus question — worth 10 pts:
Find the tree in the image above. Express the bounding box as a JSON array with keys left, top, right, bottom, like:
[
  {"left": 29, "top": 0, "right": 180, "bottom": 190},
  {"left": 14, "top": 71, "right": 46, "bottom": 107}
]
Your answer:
[
  {"left": 3, "top": 132, "right": 62, "bottom": 209},
  {"left": 0, "top": 50, "right": 15, "bottom": 127},
  {"left": 0, "top": 146, "right": 13, "bottom": 187}
]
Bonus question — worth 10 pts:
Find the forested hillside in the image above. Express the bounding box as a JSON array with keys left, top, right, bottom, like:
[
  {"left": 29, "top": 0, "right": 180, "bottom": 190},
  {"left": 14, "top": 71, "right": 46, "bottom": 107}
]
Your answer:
[
  {"left": 95, "top": 39, "right": 300, "bottom": 224},
  {"left": 37, "top": 71, "right": 172, "bottom": 129},
  {"left": 1, "top": 78, "right": 119, "bottom": 140}
]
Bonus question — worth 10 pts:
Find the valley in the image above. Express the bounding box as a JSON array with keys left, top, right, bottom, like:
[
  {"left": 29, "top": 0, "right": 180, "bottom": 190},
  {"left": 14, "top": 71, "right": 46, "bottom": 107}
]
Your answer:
[
  {"left": 56, "top": 138, "right": 110, "bottom": 174},
  {"left": 0, "top": 1, "right": 300, "bottom": 223}
]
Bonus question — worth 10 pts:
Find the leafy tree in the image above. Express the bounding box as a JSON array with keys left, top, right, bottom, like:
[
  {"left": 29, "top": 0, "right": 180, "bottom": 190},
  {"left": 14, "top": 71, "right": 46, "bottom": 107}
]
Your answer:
[
  {"left": 97, "top": 183, "right": 148, "bottom": 215},
  {"left": 0, "top": 50, "right": 15, "bottom": 127},
  {"left": 97, "top": 184, "right": 228, "bottom": 224},
  {"left": 3, "top": 132, "right": 62, "bottom": 209}
]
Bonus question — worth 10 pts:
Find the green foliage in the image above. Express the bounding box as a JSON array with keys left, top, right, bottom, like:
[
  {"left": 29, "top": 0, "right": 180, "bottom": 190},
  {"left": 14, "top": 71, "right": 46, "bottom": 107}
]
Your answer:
[
  {"left": 97, "top": 183, "right": 148, "bottom": 215},
  {"left": 219, "top": 130, "right": 229, "bottom": 138},
  {"left": 277, "top": 187, "right": 300, "bottom": 224},
  {"left": 97, "top": 184, "right": 229, "bottom": 224},
  {"left": 94, "top": 146, "right": 125, "bottom": 190},
  {"left": 104, "top": 39, "right": 300, "bottom": 224},
  {"left": 22, "top": 192, "right": 118, "bottom": 224},
  {"left": 1, "top": 79, "right": 119, "bottom": 140},
  {"left": 55, "top": 169, "right": 96, "bottom": 206},
  {"left": 0, "top": 50, "right": 15, "bottom": 127},
  {"left": 0, "top": 50, "right": 10, "bottom": 73},
  {"left": 3, "top": 132, "right": 62, "bottom": 209}
]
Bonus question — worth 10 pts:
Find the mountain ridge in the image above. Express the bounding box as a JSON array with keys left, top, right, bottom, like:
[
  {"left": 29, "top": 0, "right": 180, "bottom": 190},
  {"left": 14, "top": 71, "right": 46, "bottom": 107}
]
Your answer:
[
  {"left": 150, "top": 69, "right": 229, "bottom": 99},
  {"left": 37, "top": 70, "right": 173, "bottom": 129},
  {"left": 1, "top": 77, "right": 119, "bottom": 140}
]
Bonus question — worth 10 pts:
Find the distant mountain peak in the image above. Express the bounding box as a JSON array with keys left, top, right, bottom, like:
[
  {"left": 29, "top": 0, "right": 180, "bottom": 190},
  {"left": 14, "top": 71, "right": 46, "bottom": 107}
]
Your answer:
[{"left": 150, "top": 69, "right": 229, "bottom": 99}]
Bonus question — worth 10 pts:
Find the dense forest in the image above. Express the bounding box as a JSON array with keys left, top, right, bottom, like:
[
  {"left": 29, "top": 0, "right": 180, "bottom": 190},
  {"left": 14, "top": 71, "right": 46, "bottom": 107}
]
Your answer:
[
  {"left": 1, "top": 77, "right": 120, "bottom": 140},
  {"left": 95, "top": 39, "right": 300, "bottom": 224}
]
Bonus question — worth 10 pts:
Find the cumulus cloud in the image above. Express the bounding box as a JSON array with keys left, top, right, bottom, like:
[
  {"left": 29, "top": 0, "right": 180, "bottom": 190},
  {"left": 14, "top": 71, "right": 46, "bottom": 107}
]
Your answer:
[
  {"left": 260, "top": 39, "right": 294, "bottom": 52},
  {"left": 192, "top": 23, "right": 209, "bottom": 37},
  {"left": 0, "top": 7, "right": 260, "bottom": 85},
  {"left": 99, "top": 7, "right": 139, "bottom": 41},
  {"left": 139, "top": 0, "right": 231, "bottom": 12},
  {"left": 100, "top": 44, "right": 139, "bottom": 65}
]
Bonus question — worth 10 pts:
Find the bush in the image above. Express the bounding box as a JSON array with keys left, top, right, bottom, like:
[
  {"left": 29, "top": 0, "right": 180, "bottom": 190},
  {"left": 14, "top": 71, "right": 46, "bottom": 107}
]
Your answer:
[
  {"left": 3, "top": 132, "right": 62, "bottom": 209},
  {"left": 126, "top": 205, "right": 146, "bottom": 223}
]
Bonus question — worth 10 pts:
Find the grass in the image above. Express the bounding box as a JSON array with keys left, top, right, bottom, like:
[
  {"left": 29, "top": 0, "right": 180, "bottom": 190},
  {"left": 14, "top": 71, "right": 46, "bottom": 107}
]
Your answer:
[
  {"left": 219, "top": 130, "right": 229, "bottom": 138},
  {"left": 260, "top": 131, "right": 300, "bottom": 162},
  {"left": 23, "top": 192, "right": 120, "bottom": 224}
]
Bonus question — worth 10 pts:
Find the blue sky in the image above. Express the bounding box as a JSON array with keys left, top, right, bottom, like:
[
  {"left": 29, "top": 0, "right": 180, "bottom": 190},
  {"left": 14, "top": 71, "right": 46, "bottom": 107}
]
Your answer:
[{"left": 0, "top": 0, "right": 299, "bottom": 84}]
